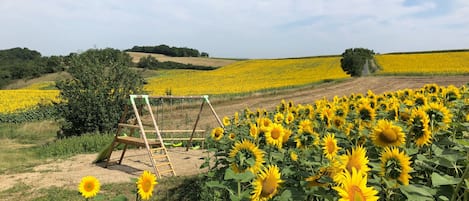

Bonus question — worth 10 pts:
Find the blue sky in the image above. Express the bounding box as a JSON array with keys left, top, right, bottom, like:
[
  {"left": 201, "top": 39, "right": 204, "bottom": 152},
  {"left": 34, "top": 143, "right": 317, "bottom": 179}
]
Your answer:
[{"left": 1, "top": 0, "right": 468, "bottom": 58}]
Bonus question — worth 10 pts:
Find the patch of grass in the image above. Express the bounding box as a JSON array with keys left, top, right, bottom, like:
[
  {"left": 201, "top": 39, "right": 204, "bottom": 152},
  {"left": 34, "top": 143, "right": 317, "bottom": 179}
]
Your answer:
[{"left": 34, "top": 132, "right": 115, "bottom": 159}]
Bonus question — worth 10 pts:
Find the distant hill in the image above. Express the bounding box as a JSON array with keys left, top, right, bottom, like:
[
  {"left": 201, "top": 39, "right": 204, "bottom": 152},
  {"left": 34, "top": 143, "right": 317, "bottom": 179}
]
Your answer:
[{"left": 127, "top": 52, "right": 241, "bottom": 67}]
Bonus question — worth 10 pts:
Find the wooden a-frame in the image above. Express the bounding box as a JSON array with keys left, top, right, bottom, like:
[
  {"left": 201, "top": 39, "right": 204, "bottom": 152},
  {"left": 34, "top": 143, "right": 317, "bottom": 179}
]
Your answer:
[{"left": 103, "top": 95, "right": 223, "bottom": 178}]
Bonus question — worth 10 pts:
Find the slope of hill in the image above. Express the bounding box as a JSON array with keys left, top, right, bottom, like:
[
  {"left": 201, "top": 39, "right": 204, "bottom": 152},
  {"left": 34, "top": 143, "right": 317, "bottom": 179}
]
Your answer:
[{"left": 127, "top": 52, "right": 240, "bottom": 67}]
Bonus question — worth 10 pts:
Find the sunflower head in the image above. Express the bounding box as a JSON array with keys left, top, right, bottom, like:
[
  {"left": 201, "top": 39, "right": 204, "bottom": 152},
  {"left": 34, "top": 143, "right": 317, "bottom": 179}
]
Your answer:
[
  {"left": 357, "top": 104, "right": 376, "bottom": 122},
  {"left": 137, "top": 170, "right": 158, "bottom": 200},
  {"left": 290, "top": 151, "right": 298, "bottom": 162},
  {"left": 443, "top": 85, "right": 461, "bottom": 101},
  {"left": 249, "top": 123, "right": 260, "bottom": 139},
  {"left": 371, "top": 119, "right": 406, "bottom": 147},
  {"left": 78, "top": 176, "right": 100, "bottom": 199},
  {"left": 211, "top": 127, "right": 224, "bottom": 141},
  {"left": 251, "top": 165, "right": 284, "bottom": 201},
  {"left": 229, "top": 140, "right": 265, "bottom": 174},
  {"left": 333, "top": 169, "right": 379, "bottom": 201},
  {"left": 322, "top": 133, "right": 340, "bottom": 160},
  {"left": 424, "top": 103, "right": 452, "bottom": 130},
  {"left": 222, "top": 116, "right": 231, "bottom": 126},
  {"left": 380, "top": 147, "right": 412, "bottom": 186},
  {"left": 274, "top": 112, "right": 284, "bottom": 123},
  {"left": 285, "top": 112, "right": 295, "bottom": 124},
  {"left": 338, "top": 145, "right": 370, "bottom": 175},
  {"left": 265, "top": 123, "right": 284, "bottom": 149},
  {"left": 409, "top": 108, "right": 432, "bottom": 147},
  {"left": 424, "top": 83, "right": 439, "bottom": 94},
  {"left": 413, "top": 93, "right": 427, "bottom": 107}
]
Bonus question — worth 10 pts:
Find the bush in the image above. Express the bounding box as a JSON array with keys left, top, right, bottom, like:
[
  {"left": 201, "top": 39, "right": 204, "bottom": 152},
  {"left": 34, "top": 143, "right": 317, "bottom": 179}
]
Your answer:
[{"left": 56, "top": 48, "right": 144, "bottom": 137}]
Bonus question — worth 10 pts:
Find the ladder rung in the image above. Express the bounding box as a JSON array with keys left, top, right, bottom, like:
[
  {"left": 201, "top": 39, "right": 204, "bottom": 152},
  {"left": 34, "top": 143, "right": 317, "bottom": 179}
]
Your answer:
[
  {"left": 118, "top": 123, "right": 140, "bottom": 128},
  {"left": 158, "top": 169, "right": 176, "bottom": 175},
  {"left": 155, "top": 162, "right": 172, "bottom": 167},
  {"left": 151, "top": 147, "right": 165, "bottom": 152},
  {"left": 153, "top": 155, "right": 168, "bottom": 160}
]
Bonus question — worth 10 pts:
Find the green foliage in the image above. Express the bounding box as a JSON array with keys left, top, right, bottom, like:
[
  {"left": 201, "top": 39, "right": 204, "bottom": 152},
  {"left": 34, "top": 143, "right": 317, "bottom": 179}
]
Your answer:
[
  {"left": 34, "top": 132, "right": 114, "bottom": 158},
  {"left": 0, "top": 47, "right": 66, "bottom": 88},
  {"left": 0, "top": 104, "right": 58, "bottom": 123},
  {"left": 56, "top": 48, "right": 144, "bottom": 137},
  {"left": 127, "top": 44, "right": 204, "bottom": 57},
  {"left": 137, "top": 55, "right": 216, "bottom": 70},
  {"left": 340, "top": 48, "right": 375, "bottom": 77}
]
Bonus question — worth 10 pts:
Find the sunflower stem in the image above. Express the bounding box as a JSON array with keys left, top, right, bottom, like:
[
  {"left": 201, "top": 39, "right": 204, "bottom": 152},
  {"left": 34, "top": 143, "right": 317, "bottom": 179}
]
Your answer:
[
  {"left": 237, "top": 181, "right": 241, "bottom": 199},
  {"left": 450, "top": 161, "right": 469, "bottom": 201}
]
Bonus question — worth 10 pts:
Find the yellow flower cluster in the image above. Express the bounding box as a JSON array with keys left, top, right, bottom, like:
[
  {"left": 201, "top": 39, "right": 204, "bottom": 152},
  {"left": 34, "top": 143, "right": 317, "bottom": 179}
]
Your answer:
[
  {"left": 208, "top": 83, "right": 468, "bottom": 200},
  {"left": 375, "top": 51, "right": 469, "bottom": 74},
  {"left": 144, "top": 57, "right": 349, "bottom": 95},
  {"left": 0, "top": 90, "right": 60, "bottom": 114}
]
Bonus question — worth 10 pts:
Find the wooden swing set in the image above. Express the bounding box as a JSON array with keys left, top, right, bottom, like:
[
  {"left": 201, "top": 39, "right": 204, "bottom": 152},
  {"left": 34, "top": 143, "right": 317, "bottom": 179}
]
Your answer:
[{"left": 103, "top": 95, "right": 223, "bottom": 178}]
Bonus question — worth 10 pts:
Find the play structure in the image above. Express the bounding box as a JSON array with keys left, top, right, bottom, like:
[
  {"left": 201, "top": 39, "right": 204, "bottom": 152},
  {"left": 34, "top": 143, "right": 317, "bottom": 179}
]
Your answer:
[{"left": 104, "top": 95, "right": 223, "bottom": 178}]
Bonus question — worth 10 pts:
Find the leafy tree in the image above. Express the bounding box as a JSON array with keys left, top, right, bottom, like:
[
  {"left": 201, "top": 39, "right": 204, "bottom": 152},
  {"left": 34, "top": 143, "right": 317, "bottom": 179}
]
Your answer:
[
  {"left": 340, "top": 48, "right": 375, "bottom": 77},
  {"left": 137, "top": 55, "right": 159, "bottom": 68},
  {"left": 56, "top": 48, "right": 144, "bottom": 137}
]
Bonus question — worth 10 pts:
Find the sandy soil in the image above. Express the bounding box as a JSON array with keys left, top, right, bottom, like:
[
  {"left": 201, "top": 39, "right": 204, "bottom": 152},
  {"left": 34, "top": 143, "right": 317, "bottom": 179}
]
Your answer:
[{"left": 0, "top": 75, "right": 468, "bottom": 196}]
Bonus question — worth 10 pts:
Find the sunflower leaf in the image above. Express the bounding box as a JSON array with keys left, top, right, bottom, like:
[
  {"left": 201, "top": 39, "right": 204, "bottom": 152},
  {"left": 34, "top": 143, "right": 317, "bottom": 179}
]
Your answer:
[{"left": 431, "top": 172, "right": 461, "bottom": 186}]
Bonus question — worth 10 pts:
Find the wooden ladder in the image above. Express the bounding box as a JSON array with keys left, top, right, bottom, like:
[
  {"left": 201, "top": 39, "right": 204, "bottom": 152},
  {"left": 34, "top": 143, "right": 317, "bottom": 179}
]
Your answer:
[
  {"left": 105, "top": 95, "right": 176, "bottom": 178},
  {"left": 129, "top": 95, "right": 176, "bottom": 178}
]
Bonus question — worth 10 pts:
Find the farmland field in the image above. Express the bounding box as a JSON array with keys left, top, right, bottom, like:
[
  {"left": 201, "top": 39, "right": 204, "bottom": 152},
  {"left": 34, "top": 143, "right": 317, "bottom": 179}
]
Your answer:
[
  {"left": 1, "top": 75, "right": 468, "bottom": 199},
  {"left": 375, "top": 51, "right": 469, "bottom": 75}
]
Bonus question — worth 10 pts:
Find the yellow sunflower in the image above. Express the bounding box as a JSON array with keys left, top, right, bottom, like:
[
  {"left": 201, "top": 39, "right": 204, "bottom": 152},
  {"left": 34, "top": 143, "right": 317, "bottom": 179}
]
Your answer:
[
  {"left": 229, "top": 140, "right": 265, "bottom": 174},
  {"left": 137, "top": 170, "right": 158, "bottom": 200},
  {"left": 222, "top": 116, "right": 231, "bottom": 126},
  {"left": 370, "top": 119, "right": 406, "bottom": 147},
  {"left": 265, "top": 123, "right": 284, "bottom": 149},
  {"left": 322, "top": 133, "right": 340, "bottom": 160},
  {"left": 466, "top": 113, "right": 469, "bottom": 122},
  {"left": 282, "top": 128, "right": 292, "bottom": 145},
  {"left": 290, "top": 151, "right": 298, "bottom": 162},
  {"left": 332, "top": 116, "right": 346, "bottom": 129},
  {"left": 229, "top": 133, "right": 236, "bottom": 140},
  {"left": 413, "top": 93, "right": 427, "bottom": 107},
  {"left": 285, "top": 112, "right": 295, "bottom": 124},
  {"left": 357, "top": 104, "right": 376, "bottom": 123},
  {"left": 251, "top": 165, "right": 283, "bottom": 201},
  {"left": 274, "top": 112, "right": 284, "bottom": 123},
  {"left": 305, "top": 168, "right": 328, "bottom": 187},
  {"left": 210, "top": 127, "right": 224, "bottom": 141},
  {"left": 78, "top": 176, "right": 100, "bottom": 199},
  {"left": 234, "top": 112, "right": 239, "bottom": 125},
  {"left": 443, "top": 85, "right": 461, "bottom": 101},
  {"left": 424, "top": 83, "right": 439, "bottom": 94},
  {"left": 249, "top": 123, "right": 260, "bottom": 139},
  {"left": 409, "top": 108, "right": 432, "bottom": 147},
  {"left": 258, "top": 117, "right": 273, "bottom": 133},
  {"left": 333, "top": 168, "right": 379, "bottom": 201},
  {"left": 380, "top": 147, "right": 412, "bottom": 186},
  {"left": 424, "top": 102, "right": 452, "bottom": 130},
  {"left": 337, "top": 145, "right": 370, "bottom": 177}
]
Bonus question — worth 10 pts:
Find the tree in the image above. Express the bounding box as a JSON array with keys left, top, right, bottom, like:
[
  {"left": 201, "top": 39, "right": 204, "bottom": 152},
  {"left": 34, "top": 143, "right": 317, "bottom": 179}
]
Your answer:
[
  {"left": 56, "top": 48, "right": 144, "bottom": 137},
  {"left": 340, "top": 48, "right": 375, "bottom": 77},
  {"left": 137, "top": 55, "right": 159, "bottom": 69}
]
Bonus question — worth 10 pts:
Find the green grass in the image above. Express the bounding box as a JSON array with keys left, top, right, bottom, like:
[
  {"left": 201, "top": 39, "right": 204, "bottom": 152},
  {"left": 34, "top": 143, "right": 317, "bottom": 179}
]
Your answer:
[{"left": 0, "top": 175, "right": 209, "bottom": 201}]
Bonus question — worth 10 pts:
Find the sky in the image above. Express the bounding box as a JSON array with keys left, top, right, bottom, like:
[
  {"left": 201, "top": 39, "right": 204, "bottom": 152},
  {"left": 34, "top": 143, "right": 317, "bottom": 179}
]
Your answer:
[{"left": 1, "top": 0, "right": 468, "bottom": 59}]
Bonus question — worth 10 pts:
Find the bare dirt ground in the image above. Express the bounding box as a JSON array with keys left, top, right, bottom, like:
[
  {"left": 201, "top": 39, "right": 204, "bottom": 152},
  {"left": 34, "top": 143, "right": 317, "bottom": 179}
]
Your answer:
[{"left": 1, "top": 75, "right": 468, "bottom": 195}]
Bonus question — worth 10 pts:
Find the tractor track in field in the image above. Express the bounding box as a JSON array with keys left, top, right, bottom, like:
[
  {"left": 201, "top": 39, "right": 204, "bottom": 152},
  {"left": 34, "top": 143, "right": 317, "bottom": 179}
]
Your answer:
[{"left": 0, "top": 75, "right": 468, "bottom": 199}]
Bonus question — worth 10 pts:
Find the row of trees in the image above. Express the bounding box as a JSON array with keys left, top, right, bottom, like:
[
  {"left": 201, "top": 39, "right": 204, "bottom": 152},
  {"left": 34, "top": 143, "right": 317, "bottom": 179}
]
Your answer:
[
  {"left": 126, "top": 44, "right": 209, "bottom": 57},
  {"left": 0, "top": 48, "right": 67, "bottom": 88},
  {"left": 137, "top": 55, "right": 216, "bottom": 70}
]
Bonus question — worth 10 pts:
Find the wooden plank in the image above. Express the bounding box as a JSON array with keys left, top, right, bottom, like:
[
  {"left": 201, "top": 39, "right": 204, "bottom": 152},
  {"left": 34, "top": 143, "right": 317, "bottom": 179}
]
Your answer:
[
  {"left": 116, "top": 136, "right": 161, "bottom": 147},
  {"left": 163, "top": 138, "right": 205, "bottom": 141}
]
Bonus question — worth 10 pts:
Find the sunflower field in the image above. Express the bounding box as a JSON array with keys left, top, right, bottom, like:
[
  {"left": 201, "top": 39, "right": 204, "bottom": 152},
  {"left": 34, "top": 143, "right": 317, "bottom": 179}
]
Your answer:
[
  {"left": 144, "top": 56, "right": 348, "bottom": 95},
  {"left": 375, "top": 51, "right": 469, "bottom": 75},
  {"left": 0, "top": 90, "right": 59, "bottom": 114},
  {"left": 203, "top": 83, "right": 469, "bottom": 200}
]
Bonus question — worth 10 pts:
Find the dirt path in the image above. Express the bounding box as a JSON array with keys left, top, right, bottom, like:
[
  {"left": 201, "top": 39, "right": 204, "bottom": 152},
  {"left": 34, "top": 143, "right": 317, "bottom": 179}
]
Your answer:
[{"left": 0, "top": 75, "right": 468, "bottom": 195}]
